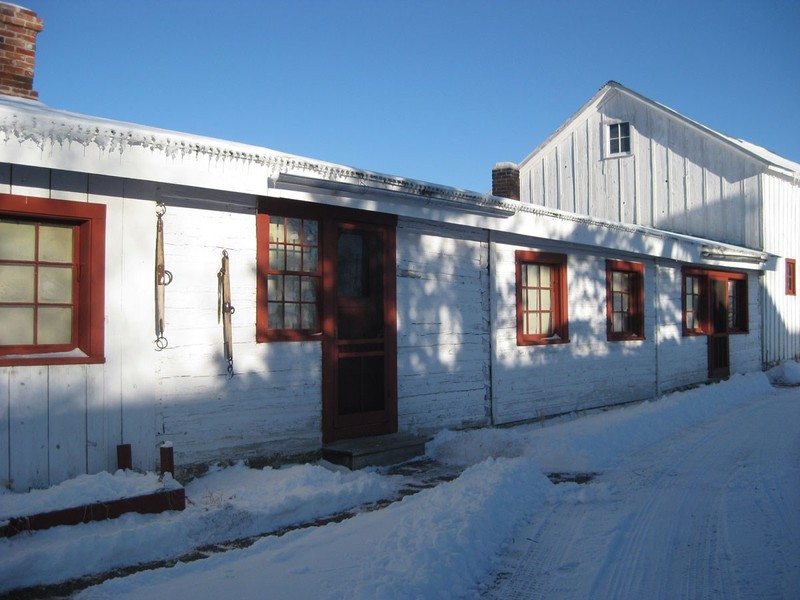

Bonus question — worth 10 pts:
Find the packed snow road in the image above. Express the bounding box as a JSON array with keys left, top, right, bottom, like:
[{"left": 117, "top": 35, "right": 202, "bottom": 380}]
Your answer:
[{"left": 486, "top": 387, "right": 800, "bottom": 599}]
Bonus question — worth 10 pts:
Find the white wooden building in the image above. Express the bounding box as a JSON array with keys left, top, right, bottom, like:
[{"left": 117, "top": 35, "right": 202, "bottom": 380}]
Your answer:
[
  {"left": 513, "top": 81, "right": 800, "bottom": 367},
  {"left": 0, "top": 5, "right": 777, "bottom": 491}
]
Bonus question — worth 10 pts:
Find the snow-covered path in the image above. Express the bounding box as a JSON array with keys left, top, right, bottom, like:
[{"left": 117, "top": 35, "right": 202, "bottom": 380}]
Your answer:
[
  {"left": 3, "top": 371, "right": 798, "bottom": 599},
  {"left": 487, "top": 389, "right": 800, "bottom": 599}
]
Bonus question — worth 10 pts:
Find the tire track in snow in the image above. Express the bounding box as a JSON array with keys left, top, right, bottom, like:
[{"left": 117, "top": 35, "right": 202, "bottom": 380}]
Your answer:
[{"left": 485, "top": 390, "right": 800, "bottom": 600}]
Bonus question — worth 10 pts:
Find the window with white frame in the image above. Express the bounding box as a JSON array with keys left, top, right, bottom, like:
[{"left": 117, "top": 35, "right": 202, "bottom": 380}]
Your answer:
[{"left": 607, "top": 121, "right": 631, "bottom": 155}]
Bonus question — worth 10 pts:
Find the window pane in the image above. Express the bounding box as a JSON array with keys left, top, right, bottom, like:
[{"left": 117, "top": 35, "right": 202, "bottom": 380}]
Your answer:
[
  {"left": 0, "top": 221, "right": 36, "bottom": 260},
  {"left": 38, "top": 307, "right": 72, "bottom": 344},
  {"left": 284, "top": 276, "right": 300, "bottom": 301},
  {"left": 526, "top": 289, "right": 539, "bottom": 311},
  {"left": 38, "top": 266, "right": 73, "bottom": 303},
  {"left": 0, "top": 264, "right": 35, "bottom": 302},
  {"left": 524, "top": 264, "right": 538, "bottom": 287},
  {"left": 541, "top": 312, "right": 553, "bottom": 335},
  {"left": 303, "top": 220, "right": 318, "bottom": 244},
  {"left": 301, "top": 277, "right": 317, "bottom": 302},
  {"left": 619, "top": 122, "right": 630, "bottom": 137},
  {"left": 541, "top": 289, "right": 552, "bottom": 310},
  {"left": 39, "top": 224, "right": 74, "bottom": 263},
  {"left": 269, "top": 220, "right": 284, "bottom": 243},
  {"left": 304, "top": 247, "right": 318, "bottom": 271},
  {"left": 301, "top": 303, "right": 317, "bottom": 329},
  {"left": 0, "top": 306, "right": 34, "bottom": 344},
  {"left": 267, "top": 275, "right": 282, "bottom": 301},
  {"left": 286, "top": 245, "right": 302, "bottom": 271},
  {"left": 526, "top": 312, "right": 540, "bottom": 335},
  {"left": 267, "top": 303, "right": 283, "bottom": 329},
  {"left": 540, "top": 265, "right": 551, "bottom": 287},
  {"left": 269, "top": 244, "right": 285, "bottom": 270},
  {"left": 284, "top": 303, "right": 299, "bottom": 329},
  {"left": 286, "top": 218, "right": 302, "bottom": 244}
]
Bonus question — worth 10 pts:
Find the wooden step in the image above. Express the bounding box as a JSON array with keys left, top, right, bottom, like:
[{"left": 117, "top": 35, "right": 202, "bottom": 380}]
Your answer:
[{"left": 322, "top": 433, "right": 429, "bottom": 470}]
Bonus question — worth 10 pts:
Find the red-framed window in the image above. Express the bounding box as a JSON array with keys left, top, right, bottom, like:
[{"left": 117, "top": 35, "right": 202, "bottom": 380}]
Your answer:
[
  {"left": 0, "top": 195, "right": 105, "bottom": 366},
  {"left": 683, "top": 273, "right": 706, "bottom": 335},
  {"left": 786, "top": 258, "right": 796, "bottom": 296},
  {"left": 256, "top": 202, "right": 321, "bottom": 342},
  {"left": 606, "top": 259, "right": 645, "bottom": 341},
  {"left": 682, "top": 267, "right": 748, "bottom": 336},
  {"left": 515, "top": 250, "right": 569, "bottom": 346}
]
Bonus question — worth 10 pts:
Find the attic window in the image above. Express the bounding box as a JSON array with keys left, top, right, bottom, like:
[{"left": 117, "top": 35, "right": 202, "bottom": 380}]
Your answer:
[{"left": 607, "top": 122, "right": 631, "bottom": 155}]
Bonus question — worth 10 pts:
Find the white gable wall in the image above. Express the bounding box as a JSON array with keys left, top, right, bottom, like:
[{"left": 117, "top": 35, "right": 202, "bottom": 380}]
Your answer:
[{"left": 520, "top": 89, "right": 764, "bottom": 250}]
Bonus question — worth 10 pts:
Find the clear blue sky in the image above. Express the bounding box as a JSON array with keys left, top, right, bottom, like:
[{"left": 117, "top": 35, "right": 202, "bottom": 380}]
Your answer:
[{"left": 20, "top": 0, "right": 800, "bottom": 193}]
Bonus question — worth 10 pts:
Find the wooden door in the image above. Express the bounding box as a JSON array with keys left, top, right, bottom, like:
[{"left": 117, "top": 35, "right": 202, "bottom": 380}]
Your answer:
[
  {"left": 322, "top": 220, "right": 396, "bottom": 442},
  {"left": 708, "top": 278, "right": 730, "bottom": 379}
]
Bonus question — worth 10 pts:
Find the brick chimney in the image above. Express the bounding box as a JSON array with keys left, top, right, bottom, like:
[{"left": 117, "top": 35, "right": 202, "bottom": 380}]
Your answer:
[
  {"left": 0, "top": 3, "right": 43, "bottom": 100},
  {"left": 492, "top": 162, "right": 520, "bottom": 200}
]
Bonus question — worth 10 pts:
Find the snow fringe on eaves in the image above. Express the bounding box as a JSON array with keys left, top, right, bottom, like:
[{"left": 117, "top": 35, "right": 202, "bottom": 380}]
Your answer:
[{"left": 0, "top": 107, "right": 512, "bottom": 212}]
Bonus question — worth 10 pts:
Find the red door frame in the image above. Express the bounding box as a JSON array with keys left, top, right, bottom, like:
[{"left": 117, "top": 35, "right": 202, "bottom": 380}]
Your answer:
[{"left": 321, "top": 214, "right": 397, "bottom": 443}]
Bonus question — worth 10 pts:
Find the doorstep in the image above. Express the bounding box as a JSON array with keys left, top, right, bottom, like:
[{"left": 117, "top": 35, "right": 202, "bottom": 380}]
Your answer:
[{"left": 322, "top": 432, "right": 430, "bottom": 470}]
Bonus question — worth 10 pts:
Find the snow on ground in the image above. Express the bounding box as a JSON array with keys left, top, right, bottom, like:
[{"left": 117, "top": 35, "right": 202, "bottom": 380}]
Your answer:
[{"left": 1, "top": 367, "right": 799, "bottom": 599}]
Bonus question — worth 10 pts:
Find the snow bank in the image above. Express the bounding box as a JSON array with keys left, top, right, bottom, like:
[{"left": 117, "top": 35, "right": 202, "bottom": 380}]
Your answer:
[
  {"left": 767, "top": 360, "right": 800, "bottom": 386},
  {"left": 0, "top": 462, "right": 395, "bottom": 593},
  {"left": 0, "top": 470, "right": 181, "bottom": 522},
  {"left": 428, "top": 372, "right": 775, "bottom": 473},
  {"left": 76, "top": 456, "right": 554, "bottom": 600}
]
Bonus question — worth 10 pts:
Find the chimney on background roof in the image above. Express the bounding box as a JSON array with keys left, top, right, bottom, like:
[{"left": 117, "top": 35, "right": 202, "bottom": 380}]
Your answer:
[
  {"left": 492, "top": 162, "right": 520, "bottom": 200},
  {"left": 0, "top": 2, "right": 43, "bottom": 100}
]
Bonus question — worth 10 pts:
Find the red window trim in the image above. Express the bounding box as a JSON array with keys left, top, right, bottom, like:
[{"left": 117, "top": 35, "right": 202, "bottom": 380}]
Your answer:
[
  {"left": 786, "top": 258, "right": 796, "bottom": 296},
  {"left": 515, "top": 250, "right": 569, "bottom": 346},
  {"left": 256, "top": 198, "right": 396, "bottom": 343},
  {"left": 681, "top": 266, "right": 748, "bottom": 336},
  {"left": 605, "top": 259, "right": 645, "bottom": 341},
  {"left": 0, "top": 194, "right": 106, "bottom": 366}
]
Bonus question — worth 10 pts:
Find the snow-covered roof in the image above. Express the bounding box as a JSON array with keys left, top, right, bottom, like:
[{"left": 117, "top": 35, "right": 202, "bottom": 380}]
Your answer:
[
  {"left": 0, "top": 93, "right": 513, "bottom": 216},
  {"left": 0, "top": 93, "right": 772, "bottom": 270},
  {"left": 521, "top": 81, "right": 800, "bottom": 181}
]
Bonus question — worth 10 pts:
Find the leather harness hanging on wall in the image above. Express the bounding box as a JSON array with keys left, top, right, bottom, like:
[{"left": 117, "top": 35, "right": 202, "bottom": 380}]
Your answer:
[
  {"left": 217, "top": 249, "right": 235, "bottom": 378},
  {"left": 154, "top": 202, "right": 172, "bottom": 350}
]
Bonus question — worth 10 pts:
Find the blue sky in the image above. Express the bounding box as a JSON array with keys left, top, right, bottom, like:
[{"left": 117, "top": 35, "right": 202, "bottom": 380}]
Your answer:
[{"left": 20, "top": 0, "right": 800, "bottom": 193}]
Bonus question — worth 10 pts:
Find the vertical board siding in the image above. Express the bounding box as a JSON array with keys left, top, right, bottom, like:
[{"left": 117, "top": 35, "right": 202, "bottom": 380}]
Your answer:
[
  {"left": 47, "top": 365, "right": 87, "bottom": 484},
  {"left": 0, "top": 369, "right": 8, "bottom": 487},
  {"left": 9, "top": 367, "right": 49, "bottom": 490},
  {"left": 396, "top": 219, "right": 491, "bottom": 433},
  {"left": 520, "top": 91, "right": 763, "bottom": 249},
  {"left": 762, "top": 175, "right": 800, "bottom": 365}
]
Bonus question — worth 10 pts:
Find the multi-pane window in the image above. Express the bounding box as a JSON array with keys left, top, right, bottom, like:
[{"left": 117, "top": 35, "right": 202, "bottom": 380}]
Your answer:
[
  {"left": 726, "top": 276, "right": 748, "bottom": 333},
  {"left": 0, "top": 219, "right": 76, "bottom": 347},
  {"left": 786, "top": 258, "right": 796, "bottom": 296},
  {"left": 265, "top": 215, "right": 320, "bottom": 333},
  {"left": 608, "top": 122, "right": 631, "bottom": 155},
  {"left": 683, "top": 274, "right": 705, "bottom": 334},
  {"left": 606, "top": 260, "right": 644, "bottom": 340},
  {"left": 0, "top": 195, "right": 105, "bottom": 366},
  {"left": 515, "top": 251, "right": 568, "bottom": 345}
]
